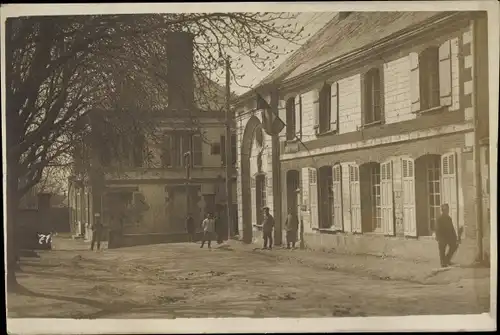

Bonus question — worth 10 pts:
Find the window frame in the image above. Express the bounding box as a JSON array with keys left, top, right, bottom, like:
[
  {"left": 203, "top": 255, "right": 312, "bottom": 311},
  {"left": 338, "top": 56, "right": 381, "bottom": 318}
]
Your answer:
[
  {"left": 419, "top": 46, "right": 441, "bottom": 111},
  {"left": 363, "top": 67, "right": 384, "bottom": 127}
]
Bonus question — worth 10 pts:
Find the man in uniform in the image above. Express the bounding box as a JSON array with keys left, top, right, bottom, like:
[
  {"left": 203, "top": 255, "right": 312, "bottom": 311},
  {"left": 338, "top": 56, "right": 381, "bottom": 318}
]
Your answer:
[
  {"left": 435, "top": 203, "right": 460, "bottom": 267},
  {"left": 262, "top": 207, "right": 275, "bottom": 250}
]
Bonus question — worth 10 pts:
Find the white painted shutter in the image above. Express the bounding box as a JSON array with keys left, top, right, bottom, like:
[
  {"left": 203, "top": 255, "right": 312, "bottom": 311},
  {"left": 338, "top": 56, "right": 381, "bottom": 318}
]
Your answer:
[
  {"left": 439, "top": 40, "right": 452, "bottom": 107},
  {"left": 309, "top": 168, "right": 319, "bottom": 230},
  {"left": 380, "top": 160, "right": 395, "bottom": 236},
  {"left": 301, "top": 167, "right": 311, "bottom": 229},
  {"left": 330, "top": 82, "right": 339, "bottom": 132},
  {"left": 295, "top": 96, "right": 301, "bottom": 138},
  {"left": 402, "top": 157, "right": 417, "bottom": 237},
  {"left": 278, "top": 99, "right": 287, "bottom": 137},
  {"left": 441, "top": 152, "right": 459, "bottom": 231},
  {"left": 349, "top": 164, "right": 362, "bottom": 233},
  {"left": 409, "top": 52, "right": 420, "bottom": 113},
  {"left": 340, "top": 163, "right": 352, "bottom": 232},
  {"left": 332, "top": 164, "right": 343, "bottom": 231},
  {"left": 250, "top": 177, "right": 257, "bottom": 226},
  {"left": 312, "top": 89, "right": 320, "bottom": 130}
]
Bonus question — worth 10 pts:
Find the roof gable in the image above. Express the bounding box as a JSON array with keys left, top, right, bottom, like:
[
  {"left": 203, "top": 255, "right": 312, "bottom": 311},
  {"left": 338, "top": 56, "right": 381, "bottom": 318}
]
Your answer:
[{"left": 260, "top": 11, "right": 452, "bottom": 86}]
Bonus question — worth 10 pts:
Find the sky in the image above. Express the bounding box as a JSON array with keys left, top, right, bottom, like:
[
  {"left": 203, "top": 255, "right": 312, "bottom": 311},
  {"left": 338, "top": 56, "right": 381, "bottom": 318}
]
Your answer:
[{"left": 230, "top": 12, "right": 338, "bottom": 95}]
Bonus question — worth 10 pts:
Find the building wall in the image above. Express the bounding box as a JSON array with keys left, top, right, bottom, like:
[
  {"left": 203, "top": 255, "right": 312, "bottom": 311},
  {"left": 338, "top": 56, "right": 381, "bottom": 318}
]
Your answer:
[{"left": 235, "top": 17, "right": 489, "bottom": 262}]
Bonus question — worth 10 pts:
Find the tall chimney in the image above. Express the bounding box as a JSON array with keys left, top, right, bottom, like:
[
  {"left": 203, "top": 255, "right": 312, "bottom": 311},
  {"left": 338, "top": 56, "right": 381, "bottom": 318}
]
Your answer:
[{"left": 166, "top": 32, "right": 195, "bottom": 111}]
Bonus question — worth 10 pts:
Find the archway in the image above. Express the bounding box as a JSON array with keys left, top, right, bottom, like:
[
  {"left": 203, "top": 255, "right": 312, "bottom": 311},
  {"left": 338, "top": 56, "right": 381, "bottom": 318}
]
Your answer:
[
  {"left": 415, "top": 154, "right": 441, "bottom": 237},
  {"left": 240, "top": 115, "right": 262, "bottom": 243}
]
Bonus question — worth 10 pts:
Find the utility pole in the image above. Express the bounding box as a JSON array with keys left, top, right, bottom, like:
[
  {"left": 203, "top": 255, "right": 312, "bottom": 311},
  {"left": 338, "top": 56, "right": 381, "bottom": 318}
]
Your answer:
[{"left": 224, "top": 58, "right": 234, "bottom": 240}]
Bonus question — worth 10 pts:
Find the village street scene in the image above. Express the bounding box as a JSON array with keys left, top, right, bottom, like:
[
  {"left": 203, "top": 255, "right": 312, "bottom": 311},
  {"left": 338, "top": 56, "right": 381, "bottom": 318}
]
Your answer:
[{"left": 3, "top": 5, "right": 494, "bottom": 327}]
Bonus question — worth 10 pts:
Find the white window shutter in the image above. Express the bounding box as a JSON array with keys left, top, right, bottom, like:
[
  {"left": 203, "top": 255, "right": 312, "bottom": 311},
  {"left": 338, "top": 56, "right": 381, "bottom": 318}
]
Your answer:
[
  {"left": 332, "top": 164, "right": 343, "bottom": 231},
  {"left": 295, "top": 96, "right": 302, "bottom": 138},
  {"left": 441, "top": 152, "right": 459, "bottom": 232},
  {"left": 251, "top": 177, "right": 257, "bottom": 226},
  {"left": 349, "top": 164, "right": 362, "bottom": 233},
  {"left": 380, "top": 160, "right": 395, "bottom": 236},
  {"left": 402, "top": 157, "right": 417, "bottom": 237},
  {"left": 439, "top": 40, "right": 452, "bottom": 107},
  {"left": 330, "top": 83, "right": 339, "bottom": 132},
  {"left": 409, "top": 52, "right": 420, "bottom": 113},
  {"left": 309, "top": 168, "right": 319, "bottom": 230},
  {"left": 312, "top": 89, "right": 320, "bottom": 130}
]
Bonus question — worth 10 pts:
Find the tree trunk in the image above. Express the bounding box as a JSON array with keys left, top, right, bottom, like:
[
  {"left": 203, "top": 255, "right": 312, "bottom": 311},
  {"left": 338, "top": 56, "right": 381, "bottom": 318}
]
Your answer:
[{"left": 6, "top": 141, "right": 20, "bottom": 292}]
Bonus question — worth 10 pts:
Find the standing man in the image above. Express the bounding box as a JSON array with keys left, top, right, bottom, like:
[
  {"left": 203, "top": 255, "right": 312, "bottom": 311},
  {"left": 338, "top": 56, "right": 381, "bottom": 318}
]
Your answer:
[
  {"left": 186, "top": 214, "right": 195, "bottom": 243},
  {"left": 90, "top": 219, "right": 103, "bottom": 251},
  {"left": 284, "top": 208, "right": 299, "bottom": 249},
  {"left": 262, "top": 207, "right": 275, "bottom": 250},
  {"left": 435, "top": 203, "right": 460, "bottom": 267},
  {"left": 200, "top": 213, "right": 215, "bottom": 249}
]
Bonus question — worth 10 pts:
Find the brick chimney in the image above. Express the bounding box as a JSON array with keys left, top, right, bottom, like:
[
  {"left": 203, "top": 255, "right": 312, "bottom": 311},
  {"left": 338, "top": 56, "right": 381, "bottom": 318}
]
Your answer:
[{"left": 166, "top": 32, "right": 195, "bottom": 111}]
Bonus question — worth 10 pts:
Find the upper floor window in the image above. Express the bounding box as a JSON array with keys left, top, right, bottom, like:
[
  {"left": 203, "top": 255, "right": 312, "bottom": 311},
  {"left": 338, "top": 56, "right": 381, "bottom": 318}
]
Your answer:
[
  {"left": 363, "top": 67, "right": 383, "bottom": 125},
  {"left": 317, "top": 82, "right": 339, "bottom": 134},
  {"left": 410, "top": 40, "right": 453, "bottom": 113},
  {"left": 161, "top": 132, "right": 201, "bottom": 168},
  {"left": 221, "top": 133, "right": 237, "bottom": 167},
  {"left": 419, "top": 46, "right": 440, "bottom": 110}
]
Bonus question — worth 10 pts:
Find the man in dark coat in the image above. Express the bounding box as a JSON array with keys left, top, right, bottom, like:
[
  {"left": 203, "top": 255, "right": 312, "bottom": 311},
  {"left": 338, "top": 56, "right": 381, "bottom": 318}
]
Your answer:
[
  {"left": 186, "top": 214, "right": 195, "bottom": 242},
  {"left": 91, "top": 219, "right": 104, "bottom": 251},
  {"left": 285, "top": 208, "right": 299, "bottom": 249},
  {"left": 435, "top": 203, "right": 459, "bottom": 267},
  {"left": 262, "top": 207, "right": 275, "bottom": 250}
]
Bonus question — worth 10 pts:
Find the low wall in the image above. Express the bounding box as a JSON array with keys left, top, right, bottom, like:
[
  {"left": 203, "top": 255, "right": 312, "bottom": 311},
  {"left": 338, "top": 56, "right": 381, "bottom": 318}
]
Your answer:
[{"left": 249, "top": 229, "right": 478, "bottom": 265}]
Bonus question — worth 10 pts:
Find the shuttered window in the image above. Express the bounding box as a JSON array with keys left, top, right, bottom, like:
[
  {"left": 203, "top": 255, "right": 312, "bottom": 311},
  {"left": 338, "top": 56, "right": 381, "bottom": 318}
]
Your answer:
[{"left": 419, "top": 47, "right": 440, "bottom": 110}]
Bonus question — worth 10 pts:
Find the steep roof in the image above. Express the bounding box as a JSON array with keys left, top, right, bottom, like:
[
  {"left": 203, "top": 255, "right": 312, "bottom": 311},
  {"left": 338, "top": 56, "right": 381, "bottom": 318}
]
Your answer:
[{"left": 257, "top": 11, "right": 453, "bottom": 88}]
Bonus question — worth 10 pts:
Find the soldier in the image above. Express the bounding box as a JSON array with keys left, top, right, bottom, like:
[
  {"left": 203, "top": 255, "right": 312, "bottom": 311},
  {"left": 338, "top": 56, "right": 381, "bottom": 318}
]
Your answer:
[
  {"left": 435, "top": 203, "right": 460, "bottom": 267},
  {"left": 186, "top": 214, "right": 195, "bottom": 242},
  {"left": 284, "top": 208, "right": 299, "bottom": 249},
  {"left": 90, "top": 218, "right": 104, "bottom": 251},
  {"left": 262, "top": 207, "right": 275, "bottom": 250},
  {"left": 200, "top": 213, "right": 215, "bottom": 249}
]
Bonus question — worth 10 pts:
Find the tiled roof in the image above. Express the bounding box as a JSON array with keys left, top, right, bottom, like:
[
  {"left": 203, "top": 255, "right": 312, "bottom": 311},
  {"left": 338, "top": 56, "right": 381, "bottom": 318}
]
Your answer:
[{"left": 258, "top": 11, "right": 453, "bottom": 86}]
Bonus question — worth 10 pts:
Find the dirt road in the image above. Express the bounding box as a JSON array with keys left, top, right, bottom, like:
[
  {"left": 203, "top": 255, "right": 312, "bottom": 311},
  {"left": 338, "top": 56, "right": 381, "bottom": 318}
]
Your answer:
[{"left": 7, "top": 237, "right": 490, "bottom": 319}]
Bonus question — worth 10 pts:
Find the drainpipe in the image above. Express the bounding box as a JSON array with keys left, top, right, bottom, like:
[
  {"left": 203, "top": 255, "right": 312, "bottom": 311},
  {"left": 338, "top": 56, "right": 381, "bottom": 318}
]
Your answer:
[{"left": 472, "top": 17, "right": 484, "bottom": 263}]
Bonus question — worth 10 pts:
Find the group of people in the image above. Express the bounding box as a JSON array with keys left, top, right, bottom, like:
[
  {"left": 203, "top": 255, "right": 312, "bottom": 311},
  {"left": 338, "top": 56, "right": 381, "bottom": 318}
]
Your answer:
[
  {"left": 90, "top": 201, "right": 462, "bottom": 268},
  {"left": 185, "top": 212, "right": 227, "bottom": 249}
]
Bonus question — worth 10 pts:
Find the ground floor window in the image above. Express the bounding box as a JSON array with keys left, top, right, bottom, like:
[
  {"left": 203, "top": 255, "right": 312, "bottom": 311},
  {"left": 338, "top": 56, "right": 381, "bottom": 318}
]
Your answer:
[
  {"left": 318, "top": 166, "right": 334, "bottom": 229},
  {"left": 427, "top": 158, "right": 441, "bottom": 232}
]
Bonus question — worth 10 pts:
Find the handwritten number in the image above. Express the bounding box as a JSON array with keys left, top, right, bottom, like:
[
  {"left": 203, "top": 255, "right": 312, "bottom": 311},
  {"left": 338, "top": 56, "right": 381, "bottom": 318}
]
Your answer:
[{"left": 37, "top": 234, "right": 52, "bottom": 244}]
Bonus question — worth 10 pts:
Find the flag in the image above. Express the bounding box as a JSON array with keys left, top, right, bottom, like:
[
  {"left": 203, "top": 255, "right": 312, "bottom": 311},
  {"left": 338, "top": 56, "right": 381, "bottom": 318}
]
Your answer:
[{"left": 256, "top": 92, "right": 286, "bottom": 136}]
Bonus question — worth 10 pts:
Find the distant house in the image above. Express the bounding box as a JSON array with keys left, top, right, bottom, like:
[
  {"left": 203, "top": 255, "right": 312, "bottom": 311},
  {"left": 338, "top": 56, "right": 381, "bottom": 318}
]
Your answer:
[
  {"left": 234, "top": 11, "right": 490, "bottom": 263},
  {"left": 68, "top": 32, "right": 238, "bottom": 243}
]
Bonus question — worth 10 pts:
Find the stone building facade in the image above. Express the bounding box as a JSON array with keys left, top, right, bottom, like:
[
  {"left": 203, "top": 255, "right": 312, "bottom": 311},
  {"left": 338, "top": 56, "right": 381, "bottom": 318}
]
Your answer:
[
  {"left": 235, "top": 11, "right": 491, "bottom": 263},
  {"left": 69, "top": 32, "right": 238, "bottom": 244}
]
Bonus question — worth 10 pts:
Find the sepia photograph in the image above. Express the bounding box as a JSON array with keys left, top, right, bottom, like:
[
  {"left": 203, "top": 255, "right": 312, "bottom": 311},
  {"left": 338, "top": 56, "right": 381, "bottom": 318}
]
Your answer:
[{"left": 2, "top": 1, "right": 497, "bottom": 333}]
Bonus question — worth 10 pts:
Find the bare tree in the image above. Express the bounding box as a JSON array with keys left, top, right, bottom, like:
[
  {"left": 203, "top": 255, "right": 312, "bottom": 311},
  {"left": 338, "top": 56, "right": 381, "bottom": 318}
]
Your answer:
[{"left": 5, "top": 12, "right": 307, "bottom": 290}]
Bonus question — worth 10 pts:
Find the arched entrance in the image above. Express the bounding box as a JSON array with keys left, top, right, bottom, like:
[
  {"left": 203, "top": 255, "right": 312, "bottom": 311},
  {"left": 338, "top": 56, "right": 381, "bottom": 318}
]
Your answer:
[
  {"left": 240, "top": 115, "right": 262, "bottom": 243},
  {"left": 415, "top": 154, "right": 441, "bottom": 237}
]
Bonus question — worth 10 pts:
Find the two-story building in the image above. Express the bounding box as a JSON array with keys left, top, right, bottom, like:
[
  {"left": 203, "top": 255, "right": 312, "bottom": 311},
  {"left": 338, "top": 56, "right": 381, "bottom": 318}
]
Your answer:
[
  {"left": 235, "top": 11, "right": 491, "bottom": 264},
  {"left": 69, "top": 32, "right": 238, "bottom": 245}
]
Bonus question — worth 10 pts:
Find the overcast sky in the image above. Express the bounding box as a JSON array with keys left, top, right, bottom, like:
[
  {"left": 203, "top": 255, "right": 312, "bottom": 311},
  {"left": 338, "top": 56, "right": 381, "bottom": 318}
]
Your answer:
[{"left": 230, "top": 12, "right": 338, "bottom": 95}]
